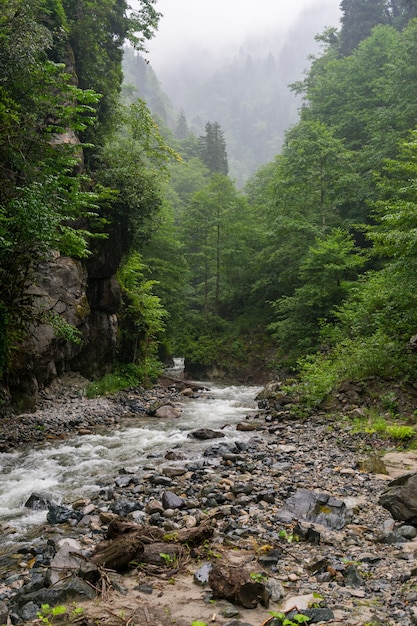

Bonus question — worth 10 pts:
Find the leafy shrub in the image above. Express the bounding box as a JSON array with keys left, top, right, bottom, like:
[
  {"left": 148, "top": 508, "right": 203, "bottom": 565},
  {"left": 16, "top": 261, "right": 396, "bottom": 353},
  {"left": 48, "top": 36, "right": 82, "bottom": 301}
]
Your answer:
[
  {"left": 86, "top": 361, "right": 162, "bottom": 397},
  {"left": 295, "top": 331, "right": 408, "bottom": 408},
  {"left": 352, "top": 410, "right": 415, "bottom": 441}
]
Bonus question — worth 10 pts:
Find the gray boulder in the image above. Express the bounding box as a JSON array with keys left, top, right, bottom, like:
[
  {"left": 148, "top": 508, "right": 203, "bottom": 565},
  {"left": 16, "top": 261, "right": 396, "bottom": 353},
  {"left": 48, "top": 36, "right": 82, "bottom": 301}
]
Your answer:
[
  {"left": 276, "top": 488, "right": 353, "bottom": 530},
  {"left": 24, "top": 492, "right": 55, "bottom": 510},
  {"left": 162, "top": 491, "right": 184, "bottom": 510},
  {"left": 379, "top": 472, "right": 417, "bottom": 523},
  {"left": 155, "top": 405, "right": 180, "bottom": 418},
  {"left": 188, "top": 428, "right": 225, "bottom": 440}
]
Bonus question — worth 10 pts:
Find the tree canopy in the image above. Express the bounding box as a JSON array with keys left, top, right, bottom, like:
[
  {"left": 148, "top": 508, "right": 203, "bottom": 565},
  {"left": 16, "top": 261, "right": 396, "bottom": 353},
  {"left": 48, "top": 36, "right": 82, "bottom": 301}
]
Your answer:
[
  {"left": 4, "top": 0, "right": 417, "bottom": 401},
  {"left": 0, "top": 0, "right": 164, "bottom": 382}
]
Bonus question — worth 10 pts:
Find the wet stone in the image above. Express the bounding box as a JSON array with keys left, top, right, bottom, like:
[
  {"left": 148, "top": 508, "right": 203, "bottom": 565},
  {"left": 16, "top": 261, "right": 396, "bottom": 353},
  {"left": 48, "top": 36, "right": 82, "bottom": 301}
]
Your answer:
[
  {"left": 150, "top": 475, "right": 173, "bottom": 486},
  {"left": 304, "top": 607, "right": 335, "bottom": 622},
  {"left": 109, "top": 499, "right": 141, "bottom": 516},
  {"left": 24, "top": 492, "right": 55, "bottom": 510},
  {"left": 19, "top": 601, "right": 39, "bottom": 621},
  {"left": 279, "top": 489, "right": 352, "bottom": 530},
  {"left": 344, "top": 564, "right": 364, "bottom": 587},
  {"left": 375, "top": 530, "right": 406, "bottom": 544},
  {"left": 148, "top": 512, "right": 161, "bottom": 524},
  {"left": 266, "top": 579, "right": 285, "bottom": 602},
  {"left": 205, "top": 445, "right": 236, "bottom": 458},
  {"left": 399, "top": 525, "right": 417, "bottom": 539},
  {"left": 114, "top": 475, "right": 135, "bottom": 488},
  {"left": 162, "top": 491, "right": 184, "bottom": 510},
  {"left": 194, "top": 562, "right": 213, "bottom": 586},
  {"left": 47, "top": 503, "right": 82, "bottom": 525},
  {"left": 221, "top": 605, "right": 241, "bottom": 618},
  {"left": 258, "top": 550, "right": 281, "bottom": 568},
  {"left": 189, "top": 428, "right": 225, "bottom": 440},
  {"left": 137, "top": 583, "right": 153, "bottom": 594}
]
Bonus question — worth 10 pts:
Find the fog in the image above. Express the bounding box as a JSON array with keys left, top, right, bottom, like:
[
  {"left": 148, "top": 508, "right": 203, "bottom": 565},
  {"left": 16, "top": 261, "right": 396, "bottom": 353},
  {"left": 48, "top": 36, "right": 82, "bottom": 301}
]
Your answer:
[
  {"left": 127, "top": 0, "right": 343, "bottom": 183},
  {"left": 140, "top": 0, "right": 341, "bottom": 74}
]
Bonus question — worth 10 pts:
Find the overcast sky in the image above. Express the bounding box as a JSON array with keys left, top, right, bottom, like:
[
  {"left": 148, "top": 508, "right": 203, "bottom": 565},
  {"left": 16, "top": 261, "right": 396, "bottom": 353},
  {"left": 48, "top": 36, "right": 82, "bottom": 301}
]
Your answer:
[{"left": 143, "top": 0, "right": 342, "bottom": 72}]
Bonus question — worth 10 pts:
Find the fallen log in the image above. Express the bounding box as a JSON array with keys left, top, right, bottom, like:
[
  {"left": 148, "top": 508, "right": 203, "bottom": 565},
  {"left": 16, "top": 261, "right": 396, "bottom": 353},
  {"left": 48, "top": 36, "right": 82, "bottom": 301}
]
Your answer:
[
  {"left": 208, "top": 561, "right": 271, "bottom": 609},
  {"left": 158, "top": 374, "right": 209, "bottom": 392},
  {"left": 169, "top": 519, "right": 215, "bottom": 547},
  {"left": 91, "top": 533, "right": 144, "bottom": 570},
  {"left": 141, "top": 542, "right": 185, "bottom": 566},
  {"left": 91, "top": 516, "right": 216, "bottom": 572}
]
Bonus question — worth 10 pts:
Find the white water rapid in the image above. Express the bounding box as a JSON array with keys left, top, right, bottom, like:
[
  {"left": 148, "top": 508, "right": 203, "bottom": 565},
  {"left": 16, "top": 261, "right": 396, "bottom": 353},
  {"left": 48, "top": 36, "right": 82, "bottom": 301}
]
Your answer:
[{"left": 0, "top": 364, "right": 262, "bottom": 538}]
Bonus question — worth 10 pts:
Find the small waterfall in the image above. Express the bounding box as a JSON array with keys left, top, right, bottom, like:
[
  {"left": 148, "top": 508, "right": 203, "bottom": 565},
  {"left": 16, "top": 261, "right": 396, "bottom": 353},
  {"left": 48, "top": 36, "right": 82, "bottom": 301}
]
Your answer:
[{"left": 165, "top": 357, "right": 185, "bottom": 379}]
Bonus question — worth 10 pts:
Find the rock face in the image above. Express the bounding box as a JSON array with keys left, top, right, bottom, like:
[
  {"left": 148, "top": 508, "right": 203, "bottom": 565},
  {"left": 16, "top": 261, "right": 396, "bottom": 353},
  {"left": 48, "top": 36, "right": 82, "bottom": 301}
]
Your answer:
[{"left": 9, "top": 252, "right": 122, "bottom": 409}]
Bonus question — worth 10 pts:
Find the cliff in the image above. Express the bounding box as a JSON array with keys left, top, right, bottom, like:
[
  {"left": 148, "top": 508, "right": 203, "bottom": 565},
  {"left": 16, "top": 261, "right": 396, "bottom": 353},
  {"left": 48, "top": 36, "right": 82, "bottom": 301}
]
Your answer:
[{"left": 8, "top": 246, "right": 122, "bottom": 410}]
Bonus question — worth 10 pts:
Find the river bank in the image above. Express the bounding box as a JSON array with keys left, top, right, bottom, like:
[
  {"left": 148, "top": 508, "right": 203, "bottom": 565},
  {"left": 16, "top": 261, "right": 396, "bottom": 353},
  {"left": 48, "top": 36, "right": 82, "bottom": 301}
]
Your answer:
[
  {"left": 0, "top": 374, "right": 417, "bottom": 625},
  {"left": 0, "top": 372, "right": 185, "bottom": 452}
]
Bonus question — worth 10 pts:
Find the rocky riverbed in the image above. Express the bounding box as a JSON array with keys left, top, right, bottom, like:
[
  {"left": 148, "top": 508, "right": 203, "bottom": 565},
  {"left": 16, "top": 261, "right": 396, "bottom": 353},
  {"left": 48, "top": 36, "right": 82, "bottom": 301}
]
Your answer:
[
  {"left": 1, "top": 374, "right": 417, "bottom": 626},
  {"left": 0, "top": 373, "right": 184, "bottom": 452}
]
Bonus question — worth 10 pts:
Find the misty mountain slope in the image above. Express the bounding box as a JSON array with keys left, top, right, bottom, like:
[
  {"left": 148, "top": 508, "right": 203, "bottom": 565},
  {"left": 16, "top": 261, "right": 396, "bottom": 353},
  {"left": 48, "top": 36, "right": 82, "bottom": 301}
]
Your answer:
[
  {"left": 124, "top": 2, "right": 340, "bottom": 185},
  {"left": 122, "top": 50, "right": 176, "bottom": 127}
]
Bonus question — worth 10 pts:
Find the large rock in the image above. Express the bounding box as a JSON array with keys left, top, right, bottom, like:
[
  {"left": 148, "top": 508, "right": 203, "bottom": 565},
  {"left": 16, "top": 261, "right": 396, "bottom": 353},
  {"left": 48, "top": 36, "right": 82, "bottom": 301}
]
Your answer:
[
  {"left": 276, "top": 488, "right": 353, "bottom": 530},
  {"left": 48, "top": 538, "right": 96, "bottom": 586},
  {"left": 9, "top": 255, "right": 89, "bottom": 408},
  {"left": 379, "top": 472, "right": 417, "bottom": 523},
  {"left": 13, "top": 576, "right": 97, "bottom": 616},
  {"left": 9, "top": 251, "right": 123, "bottom": 407},
  {"left": 24, "top": 492, "right": 55, "bottom": 511},
  {"left": 188, "top": 428, "right": 225, "bottom": 440},
  {"left": 162, "top": 491, "right": 184, "bottom": 510},
  {"left": 155, "top": 405, "right": 180, "bottom": 419},
  {"left": 70, "top": 310, "right": 119, "bottom": 379},
  {"left": 47, "top": 503, "right": 83, "bottom": 525}
]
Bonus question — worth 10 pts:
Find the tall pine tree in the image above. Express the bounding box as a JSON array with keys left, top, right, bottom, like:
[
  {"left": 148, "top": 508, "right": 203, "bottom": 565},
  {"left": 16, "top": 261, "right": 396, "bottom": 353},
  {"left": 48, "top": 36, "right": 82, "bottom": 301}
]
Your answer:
[
  {"left": 198, "top": 121, "right": 229, "bottom": 175},
  {"left": 339, "top": 0, "right": 391, "bottom": 55}
]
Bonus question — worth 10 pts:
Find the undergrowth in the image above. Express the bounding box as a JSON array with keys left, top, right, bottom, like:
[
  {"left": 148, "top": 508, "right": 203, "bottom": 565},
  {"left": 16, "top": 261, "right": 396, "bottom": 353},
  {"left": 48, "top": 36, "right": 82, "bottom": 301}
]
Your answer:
[
  {"left": 85, "top": 360, "right": 162, "bottom": 398},
  {"left": 351, "top": 410, "right": 415, "bottom": 441}
]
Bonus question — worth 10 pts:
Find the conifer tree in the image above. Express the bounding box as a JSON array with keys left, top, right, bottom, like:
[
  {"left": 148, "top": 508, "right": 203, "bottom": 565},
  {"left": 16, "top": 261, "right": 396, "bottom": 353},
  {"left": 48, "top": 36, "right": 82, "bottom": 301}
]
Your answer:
[
  {"left": 198, "top": 121, "right": 229, "bottom": 175},
  {"left": 175, "top": 110, "right": 188, "bottom": 140},
  {"left": 339, "top": 0, "right": 390, "bottom": 55}
]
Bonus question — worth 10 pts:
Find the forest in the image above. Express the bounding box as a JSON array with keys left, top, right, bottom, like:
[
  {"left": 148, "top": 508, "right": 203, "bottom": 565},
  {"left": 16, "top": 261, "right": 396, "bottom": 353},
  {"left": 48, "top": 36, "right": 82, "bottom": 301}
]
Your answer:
[{"left": 2, "top": 0, "right": 417, "bottom": 410}]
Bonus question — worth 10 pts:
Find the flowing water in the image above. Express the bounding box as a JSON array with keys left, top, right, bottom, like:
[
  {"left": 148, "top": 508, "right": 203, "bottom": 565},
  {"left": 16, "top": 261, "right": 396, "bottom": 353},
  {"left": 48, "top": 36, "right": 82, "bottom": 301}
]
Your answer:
[{"left": 0, "top": 361, "right": 262, "bottom": 538}]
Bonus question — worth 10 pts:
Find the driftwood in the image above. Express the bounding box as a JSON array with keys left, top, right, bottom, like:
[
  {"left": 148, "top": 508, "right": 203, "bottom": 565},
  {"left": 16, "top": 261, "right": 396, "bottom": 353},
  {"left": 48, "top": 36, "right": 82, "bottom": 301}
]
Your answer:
[
  {"left": 173, "top": 520, "right": 215, "bottom": 546},
  {"left": 141, "top": 542, "right": 185, "bottom": 565},
  {"left": 106, "top": 517, "right": 215, "bottom": 545},
  {"left": 208, "top": 562, "right": 271, "bottom": 609},
  {"left": 158, "top": 374, "right": 209, "bottom": 392},
  {"left": 91, "top": 533, "right": 144, "bottom": 570},
  {"left": 91, "top": 516, "right": 216, "bottom": 573}
]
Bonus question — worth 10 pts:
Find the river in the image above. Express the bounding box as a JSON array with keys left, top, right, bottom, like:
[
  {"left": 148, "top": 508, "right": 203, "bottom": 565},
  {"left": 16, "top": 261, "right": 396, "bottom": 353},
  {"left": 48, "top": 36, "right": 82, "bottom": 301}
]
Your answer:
[{"left": 0, "top": 362, "right": 262, "bottom": 539}]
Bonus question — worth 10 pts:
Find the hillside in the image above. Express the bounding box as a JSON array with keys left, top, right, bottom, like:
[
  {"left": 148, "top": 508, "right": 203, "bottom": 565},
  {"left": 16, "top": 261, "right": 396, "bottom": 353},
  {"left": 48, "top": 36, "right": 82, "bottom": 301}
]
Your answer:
[{"left": 123, "top": 2, "right": 341, "bottom": 185}]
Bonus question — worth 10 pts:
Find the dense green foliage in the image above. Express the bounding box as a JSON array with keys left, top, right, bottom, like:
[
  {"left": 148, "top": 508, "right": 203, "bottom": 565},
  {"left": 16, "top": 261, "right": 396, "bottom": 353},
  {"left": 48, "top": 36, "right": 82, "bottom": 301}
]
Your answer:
[
  {"left": 117, "top": 252, "right": 167, "bottom": 377},
  {"left": 137, "top": 9, "right": 417, "bottom": 391},
  {"left": 4, "top": 0, "right": 417, "bottom": 401},
  {"left": 264, "top": 15, "right": 417, "bottom": 403},
  {"left": 63, "top": 0, "right": 161, "bottom": 155},
  {"left": 0, "top": 0, "right": 165, "bottom": 384}
]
